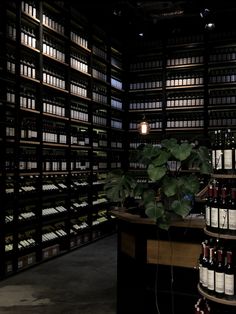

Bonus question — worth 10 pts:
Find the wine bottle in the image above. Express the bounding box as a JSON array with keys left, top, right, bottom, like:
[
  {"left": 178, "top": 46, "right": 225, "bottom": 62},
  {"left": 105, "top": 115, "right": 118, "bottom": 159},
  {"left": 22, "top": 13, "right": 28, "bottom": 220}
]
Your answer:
[
  {"left": 211, "top": 130, "right": 217, "bottom": 170},
  {"left": 215, "top": 249, "right": 225, "bottom": 297},
  {"left": 224, "top": 250, "right": 235, "bottom": 299},
  {"left": 228, "top": 187, "right": 236, "bottom": 233},
  {"left": 205, "top": 182, "right": 213, "bottom": 227},
  {"left": 218, "top": 185, "right": 228, "bottom": 231},
  {"left": 202, "top": 242, "right": 209, "bottom": 289},
  {"left": 210, "top": 180, "right": 219, "bottom": 230},
  {"left": 199, "top": 241, "right": 205, "bottom": 285},
  {"left": 215, "top": 130, "right": 223, "bottom": 171},
  {"left": 207, "top": 247, "right": 215, "bottom": 293},
  {"left": 223, "top": 129, "right": 233, "bottom": 172}
]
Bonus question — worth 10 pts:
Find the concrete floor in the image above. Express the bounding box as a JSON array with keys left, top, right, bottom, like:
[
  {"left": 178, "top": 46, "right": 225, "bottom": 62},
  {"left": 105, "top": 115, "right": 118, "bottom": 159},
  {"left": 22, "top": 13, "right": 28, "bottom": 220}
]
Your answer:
[{"left": 0, "top": 234, "right": 117, "bottom": 314}]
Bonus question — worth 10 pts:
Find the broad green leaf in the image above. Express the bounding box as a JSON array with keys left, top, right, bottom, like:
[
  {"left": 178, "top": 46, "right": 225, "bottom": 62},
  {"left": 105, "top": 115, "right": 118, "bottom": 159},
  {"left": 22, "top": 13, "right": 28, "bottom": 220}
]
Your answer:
[
  {"left": 171, "top": 142, "right": 192, "bottom": 161},
  {"left": 162, "top": 176, "right": 178, "bottom": 197},
  {"left": 147, "top": 164, "right": 166, "bottom": 181},
  {"left": 142, "top": 189, "right": 156, "bottom": 205},
  {"left": 152, "top": 150, "right": 171, "bottom": 166},
  {"left": 145, "top": 201, "right": 164, "bottom": 219},
  {"left": 171, "top": 199, "right": 192, "bottom": 217},
  {"left": 184, "top": 175, "right": 200, "bottom": 194},
  {"left": 161, "top": 138, "right": 178, "bottom": 150},
  {"left": 200, "top": 162, "right": 212, "bottom": 174}
]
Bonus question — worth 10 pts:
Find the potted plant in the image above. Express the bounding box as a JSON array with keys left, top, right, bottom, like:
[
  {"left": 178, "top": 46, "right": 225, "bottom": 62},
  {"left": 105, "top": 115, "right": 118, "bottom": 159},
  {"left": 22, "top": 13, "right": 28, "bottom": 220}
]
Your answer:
[{"left": 104, "top": 138, "right": 211, "bottom": 230}]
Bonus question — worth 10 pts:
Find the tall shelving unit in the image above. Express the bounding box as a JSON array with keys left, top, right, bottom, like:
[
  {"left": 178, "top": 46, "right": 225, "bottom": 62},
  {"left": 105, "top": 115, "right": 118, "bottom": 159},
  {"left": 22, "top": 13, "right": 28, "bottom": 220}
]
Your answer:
[
  {"left": 0, "top": 0, "right": 126, "bottom": 279},
  {"left": 126, "top": 21, "right": 236, "bottom": 314}
]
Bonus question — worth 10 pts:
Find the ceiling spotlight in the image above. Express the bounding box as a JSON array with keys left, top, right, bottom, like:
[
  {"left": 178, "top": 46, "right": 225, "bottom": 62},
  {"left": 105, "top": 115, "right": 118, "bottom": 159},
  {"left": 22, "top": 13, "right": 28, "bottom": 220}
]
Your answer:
[
  {"left": 113, "top": 8, "right": 122, "bottom": 16},
  {"left": 200, "top": 8, "right": 210, "bottom": 19},
  {"left": 138, "top": 32, "right": 144, "bottom": 37},
  {"left": 205, "top": 22, "right": 215, "bottom": 30},
  {"left": 200, "top": 8, "right": 215, "bottom": 31}
]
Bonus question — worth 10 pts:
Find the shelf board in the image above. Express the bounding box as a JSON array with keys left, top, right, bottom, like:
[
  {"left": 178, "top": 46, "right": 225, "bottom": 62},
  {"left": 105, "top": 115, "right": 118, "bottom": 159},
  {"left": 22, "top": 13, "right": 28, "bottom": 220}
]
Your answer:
[
  {"left": 166, "top": 63, "right": 204, "bottom": 70},
  {"left": 20, "top": 75, "right": 40, "bottom": 84},
  {"left": 20, "top": 108, "right": 40, "bottom": 114},
  {"left": 21, "top": 43, "right": 40, "bottom": 54},
  {"left": 211, "top": 173, "right": 236, "bottom": 179},
  {"left": 42, "top": 53, "right": 69, "bottom": 67},
  {"left": 42, "top": 142, "right": 68, "bottom": 148},
  {"left": 198, "top": 284, "right": 236, "bottom": 306},
  {"left": 204, "top": 227, "right": 236, "bottom": 240},
  {"left": 22, "top": 12, "right": 40, "bottom": 24},
  {"left": 42, "top": 23, "right": 68, "bottom": 40},
  {"left": 166, "top": 84, "right": 204, "bottom": 90},
  {"left": 43, "top": 83, "right": 69, "bottom": 93},
  {"left": 71, "top": 40, "right": 91, "bottom": 53},
  {"left": 43, "top": 113, "right": 69, "bottom": 121},
  {"left": 20, "top": 140, "right": 40, "bottom": 145},
  {"left": 166, "top": 106, "right": 204, "bottom": 111}
]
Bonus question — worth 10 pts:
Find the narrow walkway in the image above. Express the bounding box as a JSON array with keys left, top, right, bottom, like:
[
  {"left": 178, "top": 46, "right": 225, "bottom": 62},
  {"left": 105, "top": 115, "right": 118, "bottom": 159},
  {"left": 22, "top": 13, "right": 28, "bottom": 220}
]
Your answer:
[{"left": 0, "top": 234, "right": 117, "bottom": 314}]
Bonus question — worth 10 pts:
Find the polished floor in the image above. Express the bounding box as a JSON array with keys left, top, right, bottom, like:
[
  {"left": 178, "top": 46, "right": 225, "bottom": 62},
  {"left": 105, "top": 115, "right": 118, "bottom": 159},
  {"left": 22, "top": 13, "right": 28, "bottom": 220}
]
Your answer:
[{"left": 0, "top": 234, "right": 117, "bottom": 314}]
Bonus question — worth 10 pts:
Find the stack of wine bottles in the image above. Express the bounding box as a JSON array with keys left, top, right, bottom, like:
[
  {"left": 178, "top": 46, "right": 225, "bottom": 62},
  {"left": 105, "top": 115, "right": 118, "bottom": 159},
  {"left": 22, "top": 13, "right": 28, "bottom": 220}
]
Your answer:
[
  {"left": 205, "top": 179, "right": 236, "bottom": 233},
  {"left": 211, "top": 129, "right": 235, "bottom": 172},
  {"left": 199, "top": 238, "right": 236, "bottom": 300}
]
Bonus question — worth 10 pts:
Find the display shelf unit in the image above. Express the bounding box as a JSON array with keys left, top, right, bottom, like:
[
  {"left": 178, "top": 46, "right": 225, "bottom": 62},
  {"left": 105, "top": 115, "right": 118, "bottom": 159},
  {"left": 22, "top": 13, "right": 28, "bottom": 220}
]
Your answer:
[
  {"left": 198, "top": 284, "right": 236, "bottom": 306},
  {"left": 0, "top": 0, "right": 125, "bottom": 279},
  {"left": 126, "top": 27, "right": 236, "bottom": 149},
  {"left": 197, "top": 140, "right": 236, "bottom": 312}
]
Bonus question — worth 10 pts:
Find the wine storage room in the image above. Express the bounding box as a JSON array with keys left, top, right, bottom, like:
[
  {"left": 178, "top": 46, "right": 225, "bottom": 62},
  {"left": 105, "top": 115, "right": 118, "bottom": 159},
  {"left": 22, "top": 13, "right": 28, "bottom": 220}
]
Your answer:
[{"left": 1, "top": 1, "right": 236, "bottom": 313}]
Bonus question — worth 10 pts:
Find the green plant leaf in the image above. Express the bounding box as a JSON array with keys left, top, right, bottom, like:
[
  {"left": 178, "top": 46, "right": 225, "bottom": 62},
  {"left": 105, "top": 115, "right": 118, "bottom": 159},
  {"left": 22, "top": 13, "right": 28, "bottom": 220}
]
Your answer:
[
  {"left": 147, "top": 164, "right": 166, "bottom": 181},
  {"left": 145, "top": 201, "right": 164, "bottom": 219},
  {"left": 152, "top": 150, "right": 171, "bottom": 166},
  {"left": 161, "top": 138, "right": 178, "bottom": 150},
  {"left": 200, "top": 162, "right": 212, "bottom": 174},
  {"left": 104, "top": 171, "right": 137, "bottom": 205},
  {"left": 162, "top": 176, "right": 178, "bottom": 197},
  {"left": 171, "top": 199, "right": 191, "bottom": 217},
  {"left": 184, "top": 175, "right": 200, "bottom": 194},
  {"left": 142, "top": 189, "right": 156, "bottom": 205},
  {"left": 171, "top": 142, "right": 192, "bottom": 161}
]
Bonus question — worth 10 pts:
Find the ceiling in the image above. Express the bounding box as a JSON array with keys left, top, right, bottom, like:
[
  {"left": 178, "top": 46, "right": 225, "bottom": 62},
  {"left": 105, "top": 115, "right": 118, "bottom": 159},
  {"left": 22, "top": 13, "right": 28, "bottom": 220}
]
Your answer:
[{"left": 75, "top": 0, "right": 236, "bottom": 39}]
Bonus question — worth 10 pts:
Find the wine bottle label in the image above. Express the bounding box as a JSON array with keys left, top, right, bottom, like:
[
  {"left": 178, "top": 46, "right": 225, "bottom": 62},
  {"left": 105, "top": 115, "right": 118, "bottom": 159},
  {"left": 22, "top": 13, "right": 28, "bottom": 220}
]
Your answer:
[
  {"left": 225, "top": 274, "right": 234, "bottom": 295},
  {"left": 199, "top": 264, "right": 203, "bottom": 283},
  {"left": 202, "top": 267, "right": 208, "bottom": 287},
  {"left": 224, "top": 149, "right": 233, "bottom": 169},
  {"left": 228, "top": 209, "right": 236, "bottom": 230},
  {"left": 219, "top": 208, "right": 228, "bottom": 229},
  {"left": 215, "top": 272, "right": 224, "bottom": 293},
  {"left": 205, "top": 206, "right": 210, "bottom": 226},
  {"left": 215, "top": 150, "right": 222, "bottom": 169},
  {"left": 211, "top": 207, "right": 218, "bottom": 228},
  {"left": 212, "top": 150, "right": 216, "bottom": 169},
  {"left": 207, "top": 269, "right": 215, "bottom": 290}
]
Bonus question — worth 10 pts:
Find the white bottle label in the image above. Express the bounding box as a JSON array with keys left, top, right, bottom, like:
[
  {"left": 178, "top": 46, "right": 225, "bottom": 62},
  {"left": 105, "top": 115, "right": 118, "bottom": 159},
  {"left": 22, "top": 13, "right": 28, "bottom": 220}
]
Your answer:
[
  {"left": 199, "top": 264, "right": 203, "bottom": 284},
  {"left": 219, "top": 208, "right": 228, "bottom": 229},
  {"left": 215, "top": 150, "right": 222, "bottom": 169},
  {"left": 225, "top": 274, "right": 234, "bottom": 295},
  {"left": 206, "top": 206, "right": 210, "bottom": 226},
  {"left": 212, "top": 150, "right": 216, "bottom": 169},
  {"left": 207, "top": 269, "right": 215, "bottom": 290},
  {"left": 202, "top": 266, "right": 208, "bottom": 287},
  {"left": 215, "top": 272, "right": 224, "bottom": 293},
  {"left": 211, "top": 207, "right": 218, "bottom": 228},
  {"left": 228, "top": 209, "right": 236, "bottom": 230},
  {"left": 224, "top": 149, "right": 232, "bottom": 169}
]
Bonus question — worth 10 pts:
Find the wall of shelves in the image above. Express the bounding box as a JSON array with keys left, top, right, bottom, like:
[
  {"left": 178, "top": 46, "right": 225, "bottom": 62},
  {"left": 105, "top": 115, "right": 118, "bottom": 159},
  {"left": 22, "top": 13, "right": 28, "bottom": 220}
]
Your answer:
[{"left": 0, "top": 0, "right": 125, "bottom": 279}]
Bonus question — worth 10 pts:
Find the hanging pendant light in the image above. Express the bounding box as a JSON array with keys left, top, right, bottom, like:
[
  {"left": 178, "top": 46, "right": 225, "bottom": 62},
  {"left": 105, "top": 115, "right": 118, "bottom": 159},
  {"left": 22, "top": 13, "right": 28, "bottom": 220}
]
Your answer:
[{"left": 138, "top": 115, "right": 150, "bottom": 135}]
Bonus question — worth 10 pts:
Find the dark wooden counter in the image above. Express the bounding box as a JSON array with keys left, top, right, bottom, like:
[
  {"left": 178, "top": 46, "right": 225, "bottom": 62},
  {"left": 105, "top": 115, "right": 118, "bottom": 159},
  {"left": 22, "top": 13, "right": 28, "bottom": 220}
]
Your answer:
[
  {"left": 113, "top": 209, "right": 205, "bottom": 268},
  {"left": 113, "top": 209, "right": 206, "bottom": 314}
]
